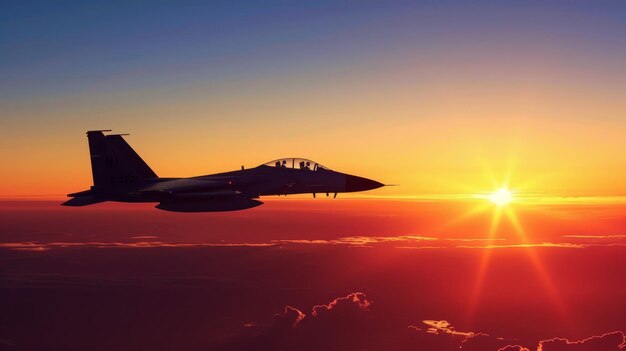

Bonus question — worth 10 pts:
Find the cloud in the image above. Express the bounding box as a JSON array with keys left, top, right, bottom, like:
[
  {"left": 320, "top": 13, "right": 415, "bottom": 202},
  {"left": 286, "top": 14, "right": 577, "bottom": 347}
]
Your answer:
[
  {"left": 0, "top": 242, "right": 51, "bottom": 251},
  {"left": 421, "top": 319, "right": 473, "bottom": 336},
  {"left": 3, "top": 234, "right": 624, "bottom": 253},
  {"left": 221, "top": 293, "right": 626, "bottom": 351},
  {"left": 537, "top": 331, "right": 625, "bottom": 351},
  {"left": 457, "top": 242, "right": 587, "bottom": 249},
  {"left": 406, "top": 327, "right": 465, "bottom": 350},
  {"left": 271, "top": 236, "right": 625, "bottom": 250},
  {"left": 406, "top": 321, "right": 517, "bottom": 351},
  {"left": 220, "top": 292, "right": 378, "bottom": 351},
  {"left": 276, "top": 306, "right": 305, "bottom": 327},
  {"left": 562, "top": 235, "right": 626, "bottom": 239},
  {"left": 273, "top": 235, "right": 508, "bottom": 247},
  {"left": 222, "top": 293, "right": 489, "bottom": 351},
  {"left": 410, "top": 322, "right": 626, "bottom": 351},
  {"left": 272, "top": 235, "right": 438, "bottom": 246},
  {"left": 499, "top": 346, "right": 531, "bottom": 351},
  {"left": 461, "top": 333, "right": 510, "bottom": 351},
  {"left": 0, "top": 241, "right": 274, "bottom": 251},
  {"left": 311, "top": 292, "right": 372, "bottom": 317}
]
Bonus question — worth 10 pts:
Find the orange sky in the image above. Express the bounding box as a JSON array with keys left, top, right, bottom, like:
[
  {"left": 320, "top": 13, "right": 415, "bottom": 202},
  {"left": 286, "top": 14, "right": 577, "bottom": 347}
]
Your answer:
[
  {"left": 2, "top": 93, "right": 625, "bottom": 198},
  {"left": 1, "top": 1, "right": 625, "bottom": 199}
]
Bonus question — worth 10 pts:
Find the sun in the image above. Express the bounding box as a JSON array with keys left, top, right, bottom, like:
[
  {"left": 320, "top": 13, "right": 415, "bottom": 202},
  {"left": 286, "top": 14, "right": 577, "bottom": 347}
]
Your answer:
[{"left": 488, "top": 187, "right": 513, "bottom": 206}]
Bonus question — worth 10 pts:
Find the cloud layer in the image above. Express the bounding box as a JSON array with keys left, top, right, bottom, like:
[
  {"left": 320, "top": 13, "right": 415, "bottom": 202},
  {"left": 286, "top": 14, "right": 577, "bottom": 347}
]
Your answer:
[{"left": 222, "top": 292, "right": 625, "bottom": 351}]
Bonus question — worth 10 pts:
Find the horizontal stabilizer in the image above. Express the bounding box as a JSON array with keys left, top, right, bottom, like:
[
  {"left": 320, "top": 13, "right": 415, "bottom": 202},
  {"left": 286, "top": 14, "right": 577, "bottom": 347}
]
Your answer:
[
  {"left": 67, "top": 189, "right": 94, "bottom": 197},
  {"left": 61, "top": 196, "right": 105, "bottom": 207}
]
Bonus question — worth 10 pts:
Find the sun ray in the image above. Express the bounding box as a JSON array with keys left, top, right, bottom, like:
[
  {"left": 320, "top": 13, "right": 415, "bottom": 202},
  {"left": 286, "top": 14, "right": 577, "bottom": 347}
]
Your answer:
[
  {"left": 466, "top": 205, "right": 503, "bottom": 322},
  {"left": 504, "top": 207, "right": 573, "bottom": 327},
  {"left": 463, "top": 153, "right": 575, "bottom": 331},
  {"left": 438, "top": 200, "right": 492, "bottom": 231}
]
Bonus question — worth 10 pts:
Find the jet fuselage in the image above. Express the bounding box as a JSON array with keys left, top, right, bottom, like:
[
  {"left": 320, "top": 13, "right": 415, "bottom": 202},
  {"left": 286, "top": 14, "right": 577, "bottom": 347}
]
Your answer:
[{"left": 63, "top": 131, "right": 384, "bottom": 212}]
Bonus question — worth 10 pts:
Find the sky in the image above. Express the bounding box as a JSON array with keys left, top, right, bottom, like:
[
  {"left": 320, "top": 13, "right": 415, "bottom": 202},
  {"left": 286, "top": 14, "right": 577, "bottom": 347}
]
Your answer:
[
  {"left": 1, "top": 0, "right": 626, "bottom": 197},
  {"left": 1, "top": 1, "right": 626, "bottom": 350}
]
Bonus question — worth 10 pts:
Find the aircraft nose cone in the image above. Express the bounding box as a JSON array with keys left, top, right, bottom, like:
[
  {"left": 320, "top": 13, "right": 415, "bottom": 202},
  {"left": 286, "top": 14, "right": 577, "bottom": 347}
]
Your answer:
[{"left": 345, "top": 175, "right": 384, "bottom": 192}]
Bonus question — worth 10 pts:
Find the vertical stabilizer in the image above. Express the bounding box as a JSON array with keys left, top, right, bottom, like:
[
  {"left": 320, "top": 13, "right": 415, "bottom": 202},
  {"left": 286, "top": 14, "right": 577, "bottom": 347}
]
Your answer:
[{"left": 87, "top": 130, "right": 157, "bottom": 189}]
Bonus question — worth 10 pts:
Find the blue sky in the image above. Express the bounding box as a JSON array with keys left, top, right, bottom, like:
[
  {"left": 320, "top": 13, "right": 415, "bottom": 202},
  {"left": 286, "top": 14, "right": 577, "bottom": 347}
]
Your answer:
[{"left": 2, "top": 0, "right": 625, "bottom": 101}]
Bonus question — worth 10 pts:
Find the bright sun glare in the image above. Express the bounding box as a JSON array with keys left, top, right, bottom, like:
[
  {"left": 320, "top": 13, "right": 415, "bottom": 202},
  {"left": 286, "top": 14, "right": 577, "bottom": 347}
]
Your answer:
[{"left": 488, "top": 188, "right": 513, "bottom": 206}]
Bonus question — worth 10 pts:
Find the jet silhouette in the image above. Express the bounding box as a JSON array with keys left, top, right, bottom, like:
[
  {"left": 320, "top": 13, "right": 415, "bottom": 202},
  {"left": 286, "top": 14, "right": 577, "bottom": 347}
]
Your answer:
[{"left": 62, "top": 130, "right": 384, "bottom": 212}]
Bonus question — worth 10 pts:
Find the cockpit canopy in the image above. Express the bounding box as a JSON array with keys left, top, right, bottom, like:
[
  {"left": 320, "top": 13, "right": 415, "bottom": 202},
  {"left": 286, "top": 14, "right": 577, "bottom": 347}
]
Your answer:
[{"left": 262, "top": 158, "right": 329, "bottom": 171}]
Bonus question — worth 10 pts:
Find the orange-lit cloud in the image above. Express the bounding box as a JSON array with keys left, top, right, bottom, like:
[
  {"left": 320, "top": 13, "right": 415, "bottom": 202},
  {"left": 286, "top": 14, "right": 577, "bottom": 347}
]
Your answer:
[
  {"left": 278, "top": 306, "right": 306, "bottom": 327},
  {"left": 4, "top": 236, "right": 626, "bottom": 252},
  {"left": 457, "top": 242, "right": 585, "bottom": 249},
  {"left": 0, "top": 241, "right": 274, "bottom": 251},
  {"left": 498, "top": 346, "right": 531, "bottom": 351},
  {"left": 312, "top": 292, "right": 372, "bottom": 317},
  {"left": 537, "top": 331, "right": 625, "bottom": 351},
  {"left": 222, "top": 292, "right": 626, "bottom": 351},
  {"left": 563, "top": 235, "right": 626, "bottom": 239},
  {"left": 421, "top": 319, "right": 474, "bottom": 337}
]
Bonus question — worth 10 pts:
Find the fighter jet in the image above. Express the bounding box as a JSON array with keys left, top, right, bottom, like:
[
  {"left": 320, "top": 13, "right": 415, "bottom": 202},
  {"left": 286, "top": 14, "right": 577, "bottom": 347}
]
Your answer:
[{"left": 62, "top": 130, "right": 385, "bottom": 212}]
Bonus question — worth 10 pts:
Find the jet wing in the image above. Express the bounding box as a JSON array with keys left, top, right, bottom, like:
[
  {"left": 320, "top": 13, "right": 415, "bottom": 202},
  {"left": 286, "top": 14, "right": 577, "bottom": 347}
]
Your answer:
[
  {"left": 140, "top": 175, "right": 255, "bottom": 197},
  {"left": 140, "top": 176, "right": 263, "bottom": 212},
  {"left": 141, "top": 178, "right": 226, "bottom": 194},
  {"left": 61, "top": 196, "right": 106, "bottom": 207}
]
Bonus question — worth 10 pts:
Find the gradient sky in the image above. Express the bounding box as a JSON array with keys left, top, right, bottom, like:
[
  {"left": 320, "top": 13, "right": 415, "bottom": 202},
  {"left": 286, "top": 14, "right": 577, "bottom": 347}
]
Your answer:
[
  {"left": 2, "top": 0, "right": 626, "bottom": 197},
  {"left": 2, "top": 3, "right": 626, "bottom": 350}
]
